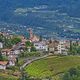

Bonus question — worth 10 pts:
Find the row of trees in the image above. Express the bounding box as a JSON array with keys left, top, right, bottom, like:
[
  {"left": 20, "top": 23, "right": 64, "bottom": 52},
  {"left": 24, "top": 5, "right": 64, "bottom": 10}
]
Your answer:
[
  {"left": 69, "top": 41, "right": 80, "bottom": 55},
  {"left": 0, "top": 34, "right": 21, "bottom": 48}
]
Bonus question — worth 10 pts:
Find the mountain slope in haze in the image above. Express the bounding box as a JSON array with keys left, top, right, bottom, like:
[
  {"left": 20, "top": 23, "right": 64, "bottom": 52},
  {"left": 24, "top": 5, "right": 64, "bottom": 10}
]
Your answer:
[{"left": 0, "top": 0, "right": 80, "bottom": 39}]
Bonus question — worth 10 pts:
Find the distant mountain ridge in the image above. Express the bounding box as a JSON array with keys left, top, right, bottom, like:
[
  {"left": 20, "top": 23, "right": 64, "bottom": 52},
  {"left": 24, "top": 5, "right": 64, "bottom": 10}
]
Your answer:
[{"left": 0, "top": 0, "right": 80, "bottom": 21}]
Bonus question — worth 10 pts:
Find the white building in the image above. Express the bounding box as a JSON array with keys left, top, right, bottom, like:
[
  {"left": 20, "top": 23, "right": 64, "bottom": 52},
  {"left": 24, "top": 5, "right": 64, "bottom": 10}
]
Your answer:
[
  {"left": 8, "top": 61, "right": 15, "bottom": 66},
  {"left": 34, "top": 41, "right": 48, "bottom": 52},
  {"left": 0, "top": 61, "right": 8, "bottom": 70},
  {"left": 0, "top": 42, "right": 3, "bottom": 48},
  {"left": 13, "top": 50, "right": 20, "bottom": 55},
  {"left": 57, "top": 40, "right": 68, "bottom": 55},
  {"left": 8, "top": 55, "right": 16, "bottom": 66},
  {"left": 1, "top": 49, "right": 11, "bottom": 56}
]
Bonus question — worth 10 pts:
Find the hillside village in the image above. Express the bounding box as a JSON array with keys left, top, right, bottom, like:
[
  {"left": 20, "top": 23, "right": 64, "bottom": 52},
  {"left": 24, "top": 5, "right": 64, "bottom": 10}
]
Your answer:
[
  {"left": 0, "top": 29, "right": 80, "bottom": 70},
  {"left": 0, "top": 29, "right": 80, "bottom": 80}
]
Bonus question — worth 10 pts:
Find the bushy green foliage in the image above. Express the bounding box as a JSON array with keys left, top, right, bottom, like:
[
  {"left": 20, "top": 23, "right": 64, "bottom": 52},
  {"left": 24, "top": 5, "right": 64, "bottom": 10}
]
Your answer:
[
  {"left": 69, "top": 41, "right": 80, "bottom": 55},
  {"left": 63, "top": 67, "right": 80, "bottom": 80},
  {"left": 19, "top": 51, "right": 40, "bottom": 58},
  {"left": 7, "top": 66, "right": 19, "bottom": 71},
  {"left": 0, "top": 75, "right": 19, "bottom": 80},
  {"left": 25, "top": 41, "right": 37, "bottom": 52},
  {"left": 11, "top": 37, "right": 21, "bottom": 45},
  {"left": 25, "top": 41, "right": 32, "bottom": 47},
  {"left": 20, "top": 73, "right": 30, "bottom": 80},
  {"left": 0, "top": 53, "right": 8, "bottom": 61},
  {"left": 0, "top": 52, "right": 3, "bottom": 60},
  {"left": 0, "top": 34, "right": 12, "bottom": 48},
  {"left": 0, "top": 76, "right": 14, "bottom": 80},
  {"left": 0, "top": 34, "right": 21, "bottom": 49},
  {"left": 31, "top": 46, "right": 36, "bottom": 52}
]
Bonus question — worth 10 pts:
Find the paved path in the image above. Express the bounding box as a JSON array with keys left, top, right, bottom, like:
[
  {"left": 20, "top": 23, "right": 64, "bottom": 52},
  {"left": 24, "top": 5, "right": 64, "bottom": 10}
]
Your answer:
[{"left": 20, "top": 54, "right": 49, "bottom": 70}]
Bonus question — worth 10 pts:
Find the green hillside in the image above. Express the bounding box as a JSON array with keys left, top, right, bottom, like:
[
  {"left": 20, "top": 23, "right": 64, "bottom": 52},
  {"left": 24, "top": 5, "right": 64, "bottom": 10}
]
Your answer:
[{"left": 25, "top": 56, "right": 80, "bottom": 80}]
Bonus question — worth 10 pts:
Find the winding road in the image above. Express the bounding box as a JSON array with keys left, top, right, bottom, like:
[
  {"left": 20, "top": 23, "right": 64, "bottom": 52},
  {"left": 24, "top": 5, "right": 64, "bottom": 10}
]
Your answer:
[{"left": 20, "top": 54, "right": 50, "bottom": 70}]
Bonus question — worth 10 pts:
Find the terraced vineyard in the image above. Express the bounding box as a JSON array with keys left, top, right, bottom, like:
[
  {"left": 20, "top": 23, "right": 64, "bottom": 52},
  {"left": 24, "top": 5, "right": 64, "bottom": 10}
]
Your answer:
[{"left": 25, "top": 56, "right": 80, "bottom": 80}]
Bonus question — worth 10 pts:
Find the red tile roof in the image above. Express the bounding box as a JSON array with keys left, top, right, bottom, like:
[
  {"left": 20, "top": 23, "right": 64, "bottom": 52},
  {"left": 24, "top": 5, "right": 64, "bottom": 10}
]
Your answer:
[
  {"left": 2, "top": 49, "right": 11, "bottom": 52},
  {"left": 0, "top": 61, "right": 8, "bottom": 65}
]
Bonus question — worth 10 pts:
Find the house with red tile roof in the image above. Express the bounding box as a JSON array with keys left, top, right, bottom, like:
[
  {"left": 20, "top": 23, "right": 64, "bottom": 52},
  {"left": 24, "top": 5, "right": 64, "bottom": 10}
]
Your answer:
[
  {"left": 0, "top": 61, "right": 8, "bottom": 70},
  {"left": 1, "top": 49, "right": 11, "bottom": 56}
]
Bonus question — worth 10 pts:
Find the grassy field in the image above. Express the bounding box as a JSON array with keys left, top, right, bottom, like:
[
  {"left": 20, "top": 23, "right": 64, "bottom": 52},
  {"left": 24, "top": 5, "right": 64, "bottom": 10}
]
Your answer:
[{"left": 24, "top": 56, "right": 80, "bottom": 80}]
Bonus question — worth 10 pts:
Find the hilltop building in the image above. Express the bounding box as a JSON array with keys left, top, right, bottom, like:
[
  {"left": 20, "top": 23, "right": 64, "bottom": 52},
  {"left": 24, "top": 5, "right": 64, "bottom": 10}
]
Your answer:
[{"left": 27, "top": 28, "right": 40, "bottom": 42}]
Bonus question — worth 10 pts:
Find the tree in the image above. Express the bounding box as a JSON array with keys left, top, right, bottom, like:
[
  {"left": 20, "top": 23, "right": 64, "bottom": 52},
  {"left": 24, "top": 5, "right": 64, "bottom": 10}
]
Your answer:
[
  {"left": 16, "top": 57, "right": 19, "bottom": 66},
  {"left": 31, "top": 46, "right": 36, "bottom": 52},
  {"left": 49, "top": 39, "right": 52, "bottom": 44},
  {"left": 0, "top": 54, "right": 8, "bottom": 61},
  {"left": 62, "top": 67, "right": 80, "bottom": 80},
  {"left": 69, "top": 68, "right": 78, "bottom": 76},
  {"left": 69, "top": 41, "right": 80, "bottom": 55},
  {"left": 4, "top": 39, "right": 12, "bottom": 48},
  {"left": 69, "top": 40, "right": 72, "bottom": 54},
  {"left": 11, "top": 37, "right": 21, "bottom": 45},
  {"left": 0, "top": 53, "right": 3, "bottom": 61},
  {"left": 25, "top": 41, "right": 32, "bottom": 47},
  {"left": 77, "top": 46, "right": 80, "bottom": 54},
  {"left": 63, "top": 72, "right": 71, "bottom": 80},
  {"left": 39, "top": 35, "right": 42, "bottom": 41}
]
